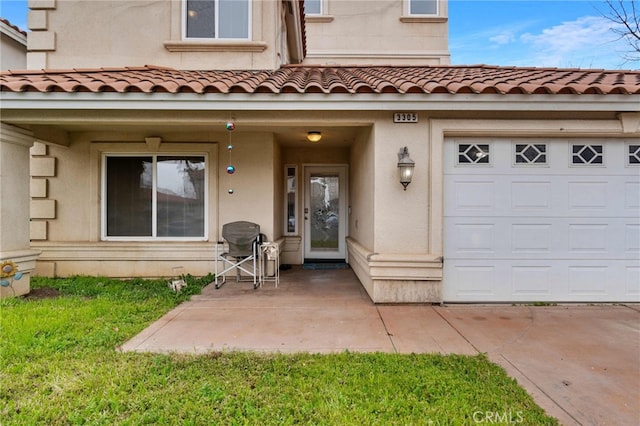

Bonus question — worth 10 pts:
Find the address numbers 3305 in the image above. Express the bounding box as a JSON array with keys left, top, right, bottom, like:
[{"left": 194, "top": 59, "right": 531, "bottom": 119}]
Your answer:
[{"left": 393, "top": 112, "right": 419, "bottom": 123}]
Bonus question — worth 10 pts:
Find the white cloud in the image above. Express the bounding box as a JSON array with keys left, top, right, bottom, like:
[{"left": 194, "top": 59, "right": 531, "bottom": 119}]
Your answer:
[
  {"left": 519, "top": 15, "right": 629, "bottom": 68},
  {"left": 489, "top": 31, "right": 516, "bottom": 45}
]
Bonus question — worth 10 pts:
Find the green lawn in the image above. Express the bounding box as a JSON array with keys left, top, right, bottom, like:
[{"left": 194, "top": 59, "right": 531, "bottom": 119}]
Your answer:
[{"left": 0, "top": 276, "right": 558, "bottom": 425}]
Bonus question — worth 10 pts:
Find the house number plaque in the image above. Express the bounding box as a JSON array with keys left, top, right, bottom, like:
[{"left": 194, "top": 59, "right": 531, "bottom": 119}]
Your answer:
[{"left": 393, "top": 112, "right": 418, "bottom": 123}]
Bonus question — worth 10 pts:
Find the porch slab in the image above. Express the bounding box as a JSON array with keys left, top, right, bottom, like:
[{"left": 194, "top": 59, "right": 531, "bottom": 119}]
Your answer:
[
  {"left": 120, "top": 267, "right": 640, "bottom": 426},
  {"left": 120, "top": 267, "right": 473, "bottom": 355}
]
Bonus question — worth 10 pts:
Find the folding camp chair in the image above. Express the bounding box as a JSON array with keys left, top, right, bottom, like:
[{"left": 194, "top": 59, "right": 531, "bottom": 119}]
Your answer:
[{"left": 214, "top": 221, "right": 261, "bottom": 289}]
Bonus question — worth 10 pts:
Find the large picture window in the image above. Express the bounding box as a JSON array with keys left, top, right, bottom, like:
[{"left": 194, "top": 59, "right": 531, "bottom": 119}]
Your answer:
[
  {"left": 104, "top": 155, "right": 207, "bottom": 239},
  {"left": 185, "top": 0, "right": 250, "bottom": 39}
]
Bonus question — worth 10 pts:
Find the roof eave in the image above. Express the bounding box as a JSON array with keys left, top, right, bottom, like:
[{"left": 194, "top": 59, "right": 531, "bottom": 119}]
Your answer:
[
  {"left": 0, "top": 19, "right": 27, "bottom": 46},
  {"left": 0, "top": 92, "right": 638, "bottom": 113}
]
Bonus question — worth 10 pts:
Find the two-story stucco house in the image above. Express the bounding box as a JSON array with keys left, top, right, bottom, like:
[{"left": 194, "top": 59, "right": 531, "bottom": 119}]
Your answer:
[{"left": 1, "top": 0, "right": 638, "bottom": 302}]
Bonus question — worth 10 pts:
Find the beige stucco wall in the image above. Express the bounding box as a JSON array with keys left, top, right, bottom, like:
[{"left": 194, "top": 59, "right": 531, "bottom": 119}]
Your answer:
[
  {"left": 26, "top": 0, "right": 450, "bottom": 69},
  {"left": 218, "top": 133, "right": 276, "bottom": 239},
  {"left": 29, "top": 0, "right": 287, "bottom": 70},
  {"left": 348, "top": 126, "right": 375, "bottom": 251},
  {"left": 304, "top": 0, "right": 449, "bottom": 65},
  {"left": 372, "top": 117, "right": 430, "bottom": 254},
  {"left": 0, "top": 33, "right": 27, "bottom": 70},
  {"left": 0, "top": 124, "right": 40, "bottom": 297},
  {"left": 1, "top": 134, "right": 32, "bottom": 251},
  {"left": 273, "top": 140, "right": 284, "bottom": 239},
  {"left": 31, "top": 129, "right": 281, "bottom": 278}
]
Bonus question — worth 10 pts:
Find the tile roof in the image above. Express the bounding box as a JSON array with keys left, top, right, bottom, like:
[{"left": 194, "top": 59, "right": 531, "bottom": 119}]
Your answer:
[
  {"left": 1, "top": 65, "right": 639, "bottom": 95},
  {"left": 0, "top": 17, "right": 27, "bottom": 37}
]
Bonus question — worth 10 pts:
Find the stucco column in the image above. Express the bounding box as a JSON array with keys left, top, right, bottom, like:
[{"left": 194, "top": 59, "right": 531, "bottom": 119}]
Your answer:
[{"left": 0, "top": 123, "right": 41, "bottom": 297}]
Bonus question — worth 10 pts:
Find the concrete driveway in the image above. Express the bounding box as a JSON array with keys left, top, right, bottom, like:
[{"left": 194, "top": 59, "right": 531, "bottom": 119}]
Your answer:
[{"left": 120, "top": 267, "right": 640, "bottom": 425}]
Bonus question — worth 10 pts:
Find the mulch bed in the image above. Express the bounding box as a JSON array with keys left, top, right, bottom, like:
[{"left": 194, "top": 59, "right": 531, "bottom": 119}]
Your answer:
[{"left": 23, "top": 287, "right": 60, "bottom": 300}]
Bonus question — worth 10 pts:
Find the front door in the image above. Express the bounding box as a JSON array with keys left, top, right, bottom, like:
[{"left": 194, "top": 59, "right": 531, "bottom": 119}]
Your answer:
[{"left": 304, "top": 165, "right": 347, "bottom": 261}]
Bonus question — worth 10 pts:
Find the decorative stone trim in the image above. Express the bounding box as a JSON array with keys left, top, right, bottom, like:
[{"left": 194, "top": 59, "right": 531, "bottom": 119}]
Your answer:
[
  {"left": 30, "top": 199, "right": 55, "bottom": 219},
  {"left": 28, "top": 9, "right": 48, "bottom": 30},
  {"left": 305, "top": 15, "right": 334, "bottom": 23},
  {"left": 29, "top": 141, "right": 54, "bottom": 240},
  {"left": 28, "top": 0, "right": 56, "bottom": 9},
  {"left": 1, "top": 124, "right": 34, "bottom": 147},
  {"left": 30, "top": 157, "right": 55, "bottom": 177},
  {"left": 27, "top": 28, "right": 55, "bottom": 51},
  {"left": 31, "top": 242, "right": 218, "bottom": 277},
  {"left": 27, "top": 0, "right": 56, "bottom": 68},
  {"left": 30, "top": 221, "right": 48, "bottom": 241},
  {"left": 164, "top": 40, "right": 267, "bottom": 52},
  {"left": 346, "top": 238, "right": 443, "bottom": 303},
  {"left": 399, "top": 16, "right": 447, "bottom": 23},
  {"left": 30, "top": 178, "right": 47, "bottom": 197}
]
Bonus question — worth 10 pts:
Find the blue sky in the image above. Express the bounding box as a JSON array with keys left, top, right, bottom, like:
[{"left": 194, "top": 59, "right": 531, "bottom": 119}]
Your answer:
[
  {"left": 449, "top": 1, "right": 637, "bottom": 69},
  {"left": 1, "top": 0, "right": 637, "bottom": 69}
]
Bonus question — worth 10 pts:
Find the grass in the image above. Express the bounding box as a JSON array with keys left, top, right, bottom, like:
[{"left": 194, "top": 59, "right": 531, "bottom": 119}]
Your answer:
[{"left": 1, "top": 276, "right": 558, "bottom": 425}]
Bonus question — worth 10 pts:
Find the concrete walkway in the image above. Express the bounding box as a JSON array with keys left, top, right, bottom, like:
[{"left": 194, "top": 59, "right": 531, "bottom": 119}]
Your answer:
[{"left": 120, "top": 267, "right": 640, "bottom": 426}]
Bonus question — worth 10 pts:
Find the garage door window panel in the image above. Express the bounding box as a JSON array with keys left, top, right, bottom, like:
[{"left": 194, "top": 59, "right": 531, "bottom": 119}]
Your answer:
[
  {"left": 572, "top": 144, "right": 604, "bottom": 166},
  {"left": 458, "top": 143, "right": 490, "bottom": 165},
  {"left": 628, "top": 144, "right": 640, "bottom": 165},
  {"left": 515, "top": 143, "right": 547, "bottom": 165}
]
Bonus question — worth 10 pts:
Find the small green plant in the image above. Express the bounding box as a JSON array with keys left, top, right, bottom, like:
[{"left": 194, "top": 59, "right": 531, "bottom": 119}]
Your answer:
[{"left": 0, "top": 276, "right": 558, "bottom": 425}]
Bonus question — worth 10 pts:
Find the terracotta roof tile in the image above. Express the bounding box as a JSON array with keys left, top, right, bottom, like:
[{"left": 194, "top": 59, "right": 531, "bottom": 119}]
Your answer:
[
  {"left": 0, "top": 17, "right": 27, "bottom": 37},
  {"left": 1, "top": 65, "right": 639, "bottom": 95}
]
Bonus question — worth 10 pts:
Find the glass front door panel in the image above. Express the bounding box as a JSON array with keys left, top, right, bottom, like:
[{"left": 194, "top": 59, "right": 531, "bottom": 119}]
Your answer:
[
  {"left": 304, "top": 166, "right": 346, "bottom": 260},
  {"left": 309, "top": 175, "right": 339, "bottom": 252}
]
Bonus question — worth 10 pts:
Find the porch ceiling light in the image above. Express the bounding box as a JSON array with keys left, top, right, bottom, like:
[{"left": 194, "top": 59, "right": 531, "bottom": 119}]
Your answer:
[
  {"left": 307, "top": 131, "right": 322, "bottom": 142},
  {"left": 397, "top": 146, "right": 415, "bottom": 190}
]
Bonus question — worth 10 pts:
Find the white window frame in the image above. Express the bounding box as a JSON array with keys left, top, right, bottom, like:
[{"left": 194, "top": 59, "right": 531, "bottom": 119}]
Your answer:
[
  {"left": 284, "top": 165, "right": 298, "bottom": 235},
  {"left": 101, "top": 153, "right": 209, "bottom": 241},
  {"left": 405, "top": 0, "right": 439, "bottom": 16},
  {"left": 182, "top": 0, "right": 252, "bottom": 40}
]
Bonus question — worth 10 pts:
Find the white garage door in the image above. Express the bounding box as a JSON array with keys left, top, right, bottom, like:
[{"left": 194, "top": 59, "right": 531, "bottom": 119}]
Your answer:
[{"left": 444, "top": 138, "right": 640, "bottom": 302}]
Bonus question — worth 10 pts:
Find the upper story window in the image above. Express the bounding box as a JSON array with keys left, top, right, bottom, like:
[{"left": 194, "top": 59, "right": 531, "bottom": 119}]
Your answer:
[
  {"left": 304, "top": 0, "right": 322, "bottom": 15},
  {"left": 304, "top": 0, "right": 333, "bottom": 22},
  {"left": 185, "top": 0, "right": 250, "bottom": 39},
  {"left": 408, "top": 0, "right": 438, "bottom": 15}
]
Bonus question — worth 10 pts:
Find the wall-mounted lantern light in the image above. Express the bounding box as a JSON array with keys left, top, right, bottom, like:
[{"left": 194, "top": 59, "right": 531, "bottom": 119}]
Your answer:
[
  {"left": 397, "top": 146, "right": 415, "bottom": 190},
  {"left": 307, "top": 131, "right": 322, "bottom": 142}
]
